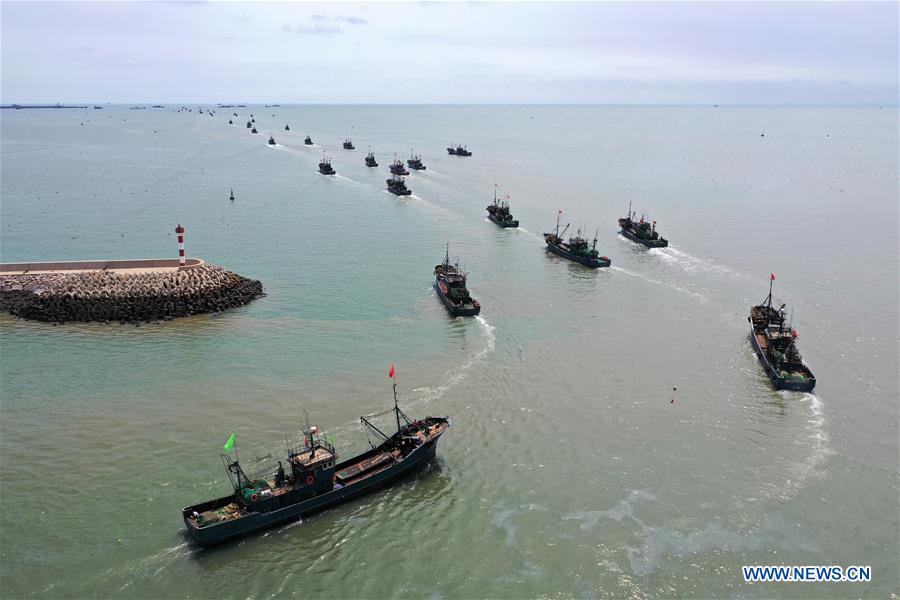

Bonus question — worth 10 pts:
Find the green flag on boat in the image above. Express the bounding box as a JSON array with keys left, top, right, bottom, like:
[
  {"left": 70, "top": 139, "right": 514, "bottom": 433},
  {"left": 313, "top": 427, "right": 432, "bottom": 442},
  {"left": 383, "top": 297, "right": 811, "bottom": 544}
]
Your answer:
[
  {"left": 327, "top": 433, "right": 335, "bottom": 445},
  {"left": 224, "top": 432, "right": 235, "bottom": 452}
]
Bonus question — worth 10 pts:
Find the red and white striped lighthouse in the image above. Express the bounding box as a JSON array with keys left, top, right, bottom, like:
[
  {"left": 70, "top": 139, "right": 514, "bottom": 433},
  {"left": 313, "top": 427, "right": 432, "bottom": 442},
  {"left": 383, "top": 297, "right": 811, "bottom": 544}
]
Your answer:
[{"left": 175, "top": 224, "right": 186, "bottom": 267}]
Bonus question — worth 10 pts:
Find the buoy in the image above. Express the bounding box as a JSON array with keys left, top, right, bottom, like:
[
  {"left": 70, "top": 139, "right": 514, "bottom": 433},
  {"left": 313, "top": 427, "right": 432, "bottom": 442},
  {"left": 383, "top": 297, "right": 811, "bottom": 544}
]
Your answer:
[{"left": 305, "top": 475, "right": 315, "bottom": 485}]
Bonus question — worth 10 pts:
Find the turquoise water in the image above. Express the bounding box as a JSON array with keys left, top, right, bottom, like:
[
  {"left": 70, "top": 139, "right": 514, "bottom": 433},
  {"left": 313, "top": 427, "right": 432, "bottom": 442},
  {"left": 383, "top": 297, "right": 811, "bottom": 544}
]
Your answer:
[{"left": 1, "top": 105, "right": 898, "bottom": 598}]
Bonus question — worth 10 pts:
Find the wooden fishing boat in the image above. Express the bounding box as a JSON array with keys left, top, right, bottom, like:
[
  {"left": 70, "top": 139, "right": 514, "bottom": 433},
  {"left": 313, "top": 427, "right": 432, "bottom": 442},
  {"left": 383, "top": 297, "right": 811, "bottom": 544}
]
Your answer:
[{"left": 182, "top": 374, "right": 450, "bottom": 547}]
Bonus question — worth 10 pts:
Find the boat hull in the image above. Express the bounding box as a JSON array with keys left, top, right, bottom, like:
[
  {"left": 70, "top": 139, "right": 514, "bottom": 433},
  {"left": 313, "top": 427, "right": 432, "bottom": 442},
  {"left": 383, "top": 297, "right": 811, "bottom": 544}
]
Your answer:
[
  {"left": 620, "top": 228, "right": 668, "bottom": 248},
  {"left": 748, "top": 321, "right": 816, "bottom": 392},
  {"left": 183, "top": 432, "right": 446, "bottom": 547},
  {"left": 545, "top": 243, "right": 611, "bottom": 268},
  {"left": 435, "top": 282, "right": 480, "bottom": 316},
  {"left": 488, "top": 214, "right": 518, "bottom": 228},
  {"left": 387, "top": 186, "right": 411, "bottom": 196}
]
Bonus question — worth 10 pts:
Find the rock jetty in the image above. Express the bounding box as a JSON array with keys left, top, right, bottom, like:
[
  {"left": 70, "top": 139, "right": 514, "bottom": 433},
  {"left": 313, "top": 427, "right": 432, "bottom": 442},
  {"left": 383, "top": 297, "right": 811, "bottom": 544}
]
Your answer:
[{"left": 0, "top": 263, "right": 263, "bottom": 324}]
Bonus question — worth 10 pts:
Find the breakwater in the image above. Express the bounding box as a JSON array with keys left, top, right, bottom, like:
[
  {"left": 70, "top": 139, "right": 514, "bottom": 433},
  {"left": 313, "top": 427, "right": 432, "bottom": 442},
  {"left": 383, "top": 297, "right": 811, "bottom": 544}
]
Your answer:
[{"left": 0, "top": 259, "right": 263, "bottom": 323}]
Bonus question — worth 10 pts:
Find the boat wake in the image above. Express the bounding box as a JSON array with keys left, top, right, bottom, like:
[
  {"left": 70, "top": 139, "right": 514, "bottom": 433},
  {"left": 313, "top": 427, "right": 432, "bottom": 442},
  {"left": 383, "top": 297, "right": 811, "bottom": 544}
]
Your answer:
[
  {"left": 780, "top": 392, "right": 832, "bottom": 494},
  {"left": 652, "top": 246, "right": 753, "bottom": 282},
  {"left": 334, "top": 174, "right": 360, "bottom": 185},
  {"left": 412, "top": 315, "right": 496, "bottom": 405},
  {"left": 611, "top": 266, "right": 709, "bottom": 303},
  {"left": 76, "top": 539, "right": 194, "bottom": 593},
  {"left": 562, "top": 490, "right": 794, "bottom": 577},
  {"left": 516, "top": 227, "right": 545, "bottom": 243}
]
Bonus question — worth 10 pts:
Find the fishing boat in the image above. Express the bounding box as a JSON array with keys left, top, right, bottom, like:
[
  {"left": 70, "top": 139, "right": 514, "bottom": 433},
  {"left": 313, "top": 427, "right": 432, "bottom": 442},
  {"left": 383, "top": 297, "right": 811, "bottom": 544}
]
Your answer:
[
  {"left": 246, "top": 121, "right": 252, "bottom": 128},
  {"left": 544, "top": 211, "right": 611, "bottom": 268},
  {"left": 486, "top": 186, "right": 519, "bottom": 228},
  {"left": 228, "top": 119, "right": 233, "bottom": 125},
  {"left": 181, "top": 372, "right": 451, "bottom": 547},
  {"left": 343, "top": 138, "right": 355, "bottom": 150},
  {"left": 748, "top": 275, "right": 816, "bottom": 392},
  {"left": 319, "top": 156, "right": 336, "bottom": 175},
  {"left": 365, "top": 149, "right": 378, "bottom": 168},
  {"left": 268, "top": 136, "right": 276, "bottom": 146},
  {"left": 284, "top": 124, "right": 291, "bottom": 131},
  {"left": 390, "top": 155, "right": 409, "bottom": 176},
  {"left": 407, "top": 150, "right": 426, "bottom": 171},
  {"left": 618, "top": 202, "right": 668, "bottom": 248},
  {"left": 251, "top": 127, "right": 258, "bottom": 134},
  {"left": 434, "top": 245, "right": 480, "bottom": 317},
  {"left": 304, "top": 135, "right": 314, "bottom": 145},
  {"left": 386, "top": 174, "right": 411, "bottom": 196},
  {"left": 229, "top": 188, "right": 235, "bottom": 202},
  {"left": 447, "top": 144, "right": 472, "bottom": 156}
]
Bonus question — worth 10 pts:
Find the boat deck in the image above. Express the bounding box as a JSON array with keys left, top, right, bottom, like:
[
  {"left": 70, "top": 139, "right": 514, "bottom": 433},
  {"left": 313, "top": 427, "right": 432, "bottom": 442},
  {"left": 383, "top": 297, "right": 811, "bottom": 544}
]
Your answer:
[{"left": 186, "top": 419, "right": 449, "bottom": 531}]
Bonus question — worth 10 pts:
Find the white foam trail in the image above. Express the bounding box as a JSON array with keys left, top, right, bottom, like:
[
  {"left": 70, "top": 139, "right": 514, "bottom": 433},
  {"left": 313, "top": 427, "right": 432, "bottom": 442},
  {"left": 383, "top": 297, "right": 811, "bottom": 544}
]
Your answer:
[
  {"left": 783, "top": 392, "right": 832, "bottom": 491},
  {"left": 276, "top": 517, "right": 304, "bottom": 533},
  {"left": 475, "top": 315, "right": 497, "bottom": 355},
  {"left": 517, "top": 227, "right": 544, "bottom": 242},
  {"left": 652, "top": 246, "right": 753, "bottom": 281},
  {"left": 334, "top": 174, "right": 360, "bottom": 185},
  {"left": 611, "top": 266, "right": 709, "bottom": 303},
  {"left": 412, "top": 315, "right": 496, "bottom": 404}
]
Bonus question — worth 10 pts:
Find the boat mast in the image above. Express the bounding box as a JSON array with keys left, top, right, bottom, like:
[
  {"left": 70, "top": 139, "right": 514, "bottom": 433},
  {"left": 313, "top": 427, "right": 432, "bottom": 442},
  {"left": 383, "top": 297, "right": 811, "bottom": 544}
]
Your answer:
[
  {"left": 393, "top": 374, "right": 401, "bottom": 434},
  {"left": 555, "top": 210, "right": 561, "bottom": 237},
  {"left": 627, "top": 200, "right": 632, "bottom": 222},
  {"left": 592, "top": 229, "right": 599, "bottom": 251},
  {"left": 304, "top": 409, "right": 314, "bottom": 459}
]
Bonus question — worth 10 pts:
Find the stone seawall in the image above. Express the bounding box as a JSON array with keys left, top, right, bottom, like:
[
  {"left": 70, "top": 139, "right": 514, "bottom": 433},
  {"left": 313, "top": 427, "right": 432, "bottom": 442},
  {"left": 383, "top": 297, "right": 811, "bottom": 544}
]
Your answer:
[{"left": 0, "top": 263, "right": 263, "bottom": 323}]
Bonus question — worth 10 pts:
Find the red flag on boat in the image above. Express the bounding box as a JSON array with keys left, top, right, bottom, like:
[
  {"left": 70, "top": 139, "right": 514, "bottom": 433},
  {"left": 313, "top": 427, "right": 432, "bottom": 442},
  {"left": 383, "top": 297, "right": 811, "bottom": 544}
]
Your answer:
[
  {"left": 558, "top": 210, "right": 562, "bottom": 214},
  {"left": 388, "top": 364, "right": 395, "bottom": 378},
  {"left": 792, "top": 329, "right": 798, "bottom": 338},
  {"left": 771, "top": 273, "right": 776, "bottom": 281}
]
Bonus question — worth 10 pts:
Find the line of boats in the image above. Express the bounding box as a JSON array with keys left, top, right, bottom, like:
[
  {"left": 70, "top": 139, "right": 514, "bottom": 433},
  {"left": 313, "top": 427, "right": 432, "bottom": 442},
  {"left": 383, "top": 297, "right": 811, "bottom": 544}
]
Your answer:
[
  {"left": 237, "top": 113, "right": 814, "bottom": 394},
  {"left": 180, "top": 111, "right": 815, "bottom": 550},
  {"left": 447, "top": 191, "right": 815, "bottom": 393}
]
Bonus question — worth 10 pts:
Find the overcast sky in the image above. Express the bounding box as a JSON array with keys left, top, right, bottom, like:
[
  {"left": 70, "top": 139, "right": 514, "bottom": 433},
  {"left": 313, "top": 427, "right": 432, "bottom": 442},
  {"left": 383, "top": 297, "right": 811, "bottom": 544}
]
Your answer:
[{"left": 1, "top": 1, "right": 897, "bottom": 104}]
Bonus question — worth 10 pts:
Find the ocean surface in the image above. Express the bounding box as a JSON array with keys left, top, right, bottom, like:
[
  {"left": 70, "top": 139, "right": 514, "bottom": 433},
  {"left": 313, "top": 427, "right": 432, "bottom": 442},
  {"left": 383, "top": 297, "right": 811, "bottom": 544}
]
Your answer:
[{"left": 1, "top": 105, "right": 897, "bottom": 598}]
